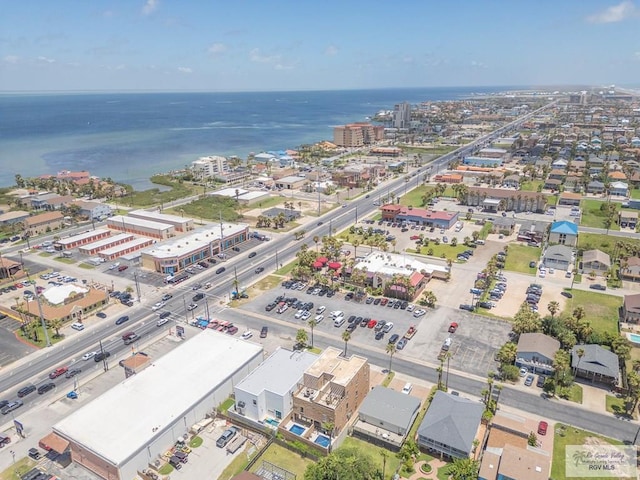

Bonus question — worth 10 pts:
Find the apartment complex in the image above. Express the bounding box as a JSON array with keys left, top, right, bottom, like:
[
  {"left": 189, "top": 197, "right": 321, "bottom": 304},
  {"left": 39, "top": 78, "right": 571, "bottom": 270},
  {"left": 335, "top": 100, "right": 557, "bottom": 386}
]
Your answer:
[
  {"left": 191, "top": 155, "right": 229, "bottom": 180},
  {"left": 333, "top": 123, "right": 384, "bottom": 147}
]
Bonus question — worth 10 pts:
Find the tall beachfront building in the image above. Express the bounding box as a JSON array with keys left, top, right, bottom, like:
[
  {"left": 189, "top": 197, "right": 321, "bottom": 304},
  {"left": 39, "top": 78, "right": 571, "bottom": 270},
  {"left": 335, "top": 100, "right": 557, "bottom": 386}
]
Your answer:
[
  {"left": 191, "top": 155, "right": 229, "bottom": 180},
  {"left": 393, "top": 102, "right": 411, "bottom": 129},
  {"left": 333, "top": 123, "right": 384, "bottom": 147}
]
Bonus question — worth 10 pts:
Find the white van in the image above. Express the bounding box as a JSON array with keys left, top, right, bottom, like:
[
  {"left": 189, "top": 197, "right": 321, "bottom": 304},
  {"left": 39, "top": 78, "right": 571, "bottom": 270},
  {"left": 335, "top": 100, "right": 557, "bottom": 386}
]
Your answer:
[
  {"left": 476, "top": 239, "right": 485, "bottom": 245},
  {"left": 402, "top": 383, "right": 413, "bottom": 394},
  {"left": 330, "top": 310, "right": 344, "bottom": 319},
  {"left": 333, "top": 315, "right": 345, "bottom": 327},
  {"left": 442, "top": 337, "right": 452, "bottom": 351}
]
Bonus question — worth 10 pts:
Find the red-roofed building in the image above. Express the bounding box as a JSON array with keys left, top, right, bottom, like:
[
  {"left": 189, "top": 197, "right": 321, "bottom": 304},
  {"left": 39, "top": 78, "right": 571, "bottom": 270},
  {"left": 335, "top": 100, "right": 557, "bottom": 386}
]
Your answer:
[{"left": 380, "top": 205, "right": 458, "bottom": 229}]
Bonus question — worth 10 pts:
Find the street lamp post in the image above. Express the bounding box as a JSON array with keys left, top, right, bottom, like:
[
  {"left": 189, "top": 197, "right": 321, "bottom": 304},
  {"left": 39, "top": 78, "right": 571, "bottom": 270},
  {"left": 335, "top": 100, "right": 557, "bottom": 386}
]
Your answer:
[
  {"left": 182, "top": 295, "right": 188, "bottom": 322},
  {"left": 25, "top": 269, "right": 51, "bottom": 347}
]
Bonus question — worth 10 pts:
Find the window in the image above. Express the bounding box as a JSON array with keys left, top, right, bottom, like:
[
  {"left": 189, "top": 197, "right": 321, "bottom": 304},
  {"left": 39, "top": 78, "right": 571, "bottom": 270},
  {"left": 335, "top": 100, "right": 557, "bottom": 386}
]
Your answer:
[
  {"left": 275, "top": 410, "right": 282, "bottom": 419},
  {"left": 253, "top": 399, "right": 257, "bottom": 405}
]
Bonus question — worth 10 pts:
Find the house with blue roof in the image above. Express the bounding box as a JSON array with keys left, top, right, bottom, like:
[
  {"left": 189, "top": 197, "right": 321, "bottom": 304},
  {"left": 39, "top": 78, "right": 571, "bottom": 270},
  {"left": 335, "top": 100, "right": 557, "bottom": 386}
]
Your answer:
[{"left": 549, "top": 220, "right": 578, "bottom": 247}]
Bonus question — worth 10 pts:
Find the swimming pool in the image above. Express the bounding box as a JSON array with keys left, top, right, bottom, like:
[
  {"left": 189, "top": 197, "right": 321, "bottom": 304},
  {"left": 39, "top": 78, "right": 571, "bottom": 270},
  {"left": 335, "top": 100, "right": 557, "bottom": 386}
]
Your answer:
[
  {"left": 265, "top": 418, "right": 279, "bottom": 427},
  {"left": 314, "top": 435, "right": 330, "bottom": 448},
  {"left": 628, "top": 333, "right": 640, "bottom": 344},
  {"left": 289, "top": 424, "right": 305, "bottom": 435}
]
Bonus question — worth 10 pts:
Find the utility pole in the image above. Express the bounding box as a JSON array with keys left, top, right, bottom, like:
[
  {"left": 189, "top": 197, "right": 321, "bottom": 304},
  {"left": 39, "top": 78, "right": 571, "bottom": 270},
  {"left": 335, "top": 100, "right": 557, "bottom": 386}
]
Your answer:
[
  {"left": 133, "top": 271, "right": 141, "bottom": 303},
  {"left": 183, "top": 294, "right": 188, "bottom": 322},
  {"left": 275, "top": 249, "right": 279, "bottom": 271},
  {"left": 26, "top": 269, "right": 51, "bottom": 347},
  {"left": 219, "top": 211, "right": 225, "bottom": 254},
  {"left": 99, "top": 340, "right": 108, "bottom": 372},
  {"left": 355, "top": 205, "right": 358, "bottom": 224}
]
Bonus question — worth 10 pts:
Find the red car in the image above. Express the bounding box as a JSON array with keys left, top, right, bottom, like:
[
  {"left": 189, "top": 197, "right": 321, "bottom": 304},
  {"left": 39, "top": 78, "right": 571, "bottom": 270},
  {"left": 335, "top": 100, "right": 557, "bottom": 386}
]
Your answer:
[
  {"left": 448, "top": 322, "right": 459, "bottom": 333},
  {"left": 0, "top": 435, "right": 11, "bottom": 448},
  {"left": 380, "top": 298, "right": 389, "bottom": 306},
  {"left": 410, "top": 235, "right": 420, "bottom": 240},
  {"left": 367, "top": 319, "right": 378, "bottom": 329},
  {"left": 537, "top": 421, "right": 548, "bottom": 436},
  {"left": 48, "top": 367, "right": 68, "bottom": 379}
]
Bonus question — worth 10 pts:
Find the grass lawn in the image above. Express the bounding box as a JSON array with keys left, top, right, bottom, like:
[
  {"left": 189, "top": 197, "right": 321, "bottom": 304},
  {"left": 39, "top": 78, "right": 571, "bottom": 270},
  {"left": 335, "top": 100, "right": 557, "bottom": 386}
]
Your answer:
[
  {"left": 407, "top": 242, "right": 466, "bottom": 260},
  {"left": 0, "top": 458, "right": 36, "bottom": 480},
  {"left": 578, "top": 232, "right": 640, "bottom": 258},
  {"left": 276, "top": 261, "right": 298, "bottom": 276},
  {"left": 17, "top": 324, "right": 64, "bottom": 348},
  {"left": 520, "top": 180, "right": 542, "bottom": 192},
  {"left": 339, "top": 437, "right": 402, "bottom": 477},
  {"left": 567, "top": 384, "right": 583, "bottom": 404},
  {"left": 219, "top": 397, "right": 235, "bottom": 412},
  {"left": 166, "top": 196, "right": 242, "bottom": 222},
  {"left": 53, "top": 256, "right": 76, "bottom": 264},
  {"left": 125, "top": 175, "right": 198, "bottom": 207},
  {"left": 580, "top": 198, "right": 620, "bottom": 230},
  {"left": 479, "top": 222, "right": 492, "bottom": 239},
  {"left": 251, "top": 196, "right": 285, "bottom": 209},
  {"left": 78, "top": 263, "right": 96, "bottom": 269},
  {"left": 249, "top": 443, "right": 314, "bottom": 479},
  {"left": 218, "top": 449, "right": 255, "bottom": 480},
  {"left": 503, "top": 244, "right": 540, "bottom": 274},
  {"left": 547, "top": 194, "right": 558, "bottom": 206},
  {"left": 382, "top": 372, "right": 395, "bottom": 387},
  {"left": 605, "top": 394, "right": 635, "bottom": 419},
  {"left": 630, "top": 189, "right": 640, "bottom": 200},
  {"left": 38, "top": 252, "right": 53, "bottom": 257},
  {"left": 561, "top": 289, "right": 621, "bottom": 337},
  {"left": 552, "top": 424, "right": 626, "bottom": 480},
  {"left": 398, "top": 185, "right": 433, "bottom": 208}
]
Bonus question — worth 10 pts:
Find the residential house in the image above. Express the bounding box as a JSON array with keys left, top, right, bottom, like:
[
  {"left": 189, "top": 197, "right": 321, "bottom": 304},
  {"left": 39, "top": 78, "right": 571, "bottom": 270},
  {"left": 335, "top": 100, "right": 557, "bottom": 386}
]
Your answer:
[
  {"left": 479, "top": 445, "right": 551, "bottom": 480},
  {"left": 465, "top": 188, "right": 547, "bottom": 213},
  {"left": 608, "top": 171, "right": 627, "bottom": 182},
  {"left": 516, "top": 333, "right": 560, "bottom": 375},
  {"left": 274, "top": 176, "right": 307, "bottom": 190},
  {"left": 416, "top": 391, "right": 483, "bottom": 459},
  {"left": 516, "top": 220, "right": 548, "bottom": 244},
  {"left": 352, "top": 386, "right": 421, "bottom": 449},
  {"left": 501, "top": 174, "right": 520, "bottom": 188},
  {"left": 620, "top": 257, "right": 640, "bottom": 282},
  {"left": 571, "top": 344, "right": 619, "bottom": 386},
  {"left": 552, "top": 158, "right": 568, "bottom": 169},
  {"left": 543, "top": 245, "right": 574, "bottom": 270},
  {"left": 557, "top": 192, "right": 582, "bottom": 207},
  {"left": 75, "top": 201, "right": 113, "bottom": 221},
  {"left": 30, "top": 194, "right": 74, "bottom": 211},
  {"left": 25, "top": 211, "right": 64, "bottom": 236},
  {"left": 234, "top": 347, "right": 318, "bottom": 424},
  {"left": 587, "top": 181, "right": 605, "bottom": 194},
  {"left": 542, "top": 178, "right": 562, "bottom": 191},
  {"left": 581, "top": 249, "right": 611, "bottom": 274},
  {"left": 549, "top": 220, "right": 578, "bottom": 246},
  {"left": 0, "top": 257, "right": 21, "bottom": 280},
  {"left": 611, "top": 181, "right": 629, "bottom": 197},
  {"left": 287, "top": 347, "right": 369, "bottom": 441},
  {"left": 623, "top": 293, "right": 640, "bottom": 322},
  {"left": 490, "top": 217, "right": 516, "bottom": 235},
  {"left": 548, "top": 169, "right": 566, "bottom": 181},
  {"left": 0, "top": 210, "right": 30, "bottom": 226},
  {"left": 619, "top": 210, "right": 638, "bottom": 229}
]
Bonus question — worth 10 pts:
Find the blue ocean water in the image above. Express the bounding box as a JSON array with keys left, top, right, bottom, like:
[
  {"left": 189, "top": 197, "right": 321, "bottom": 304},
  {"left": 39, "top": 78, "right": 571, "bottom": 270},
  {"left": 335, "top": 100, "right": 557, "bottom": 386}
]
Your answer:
[{"left": 0, "top": 87, "right": 508, "bottom": 190}]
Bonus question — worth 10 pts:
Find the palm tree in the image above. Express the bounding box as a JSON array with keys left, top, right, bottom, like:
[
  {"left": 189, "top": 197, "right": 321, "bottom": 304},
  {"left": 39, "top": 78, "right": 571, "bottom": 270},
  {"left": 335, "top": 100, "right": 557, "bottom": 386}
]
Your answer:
[
  {"left": 575, "top": 347, "right": 585, "bottom": 372},
  {"left": 307, "top": 318, "right": 319, "bottom": 348},
  {"left": 386, "top": 343, "right": 397, "bottom": 373},
  {"left": 547, "top": 301, "right": 560, "bottom": 319},
  {"left": 341, "top": 330, "right": 351, "bottom": 357},
  {"left": 296, "top": 328, "right": 308, "bottom": 348},
  {"left": 49, "top": 318, "right": 63, "bottom": 338},
  {"left": 313, "top": 235, "right": 320, "bottom": 252}
]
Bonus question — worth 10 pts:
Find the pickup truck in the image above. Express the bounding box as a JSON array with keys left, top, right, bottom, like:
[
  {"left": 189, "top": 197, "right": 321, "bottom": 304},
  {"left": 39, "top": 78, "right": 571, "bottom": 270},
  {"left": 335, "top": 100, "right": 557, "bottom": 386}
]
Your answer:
[
  {"left": 404, "top": 325, "right": 417, "bottom": 340},
  {"left": 48, "top": 367, "right": 68, "bottom": 379}
]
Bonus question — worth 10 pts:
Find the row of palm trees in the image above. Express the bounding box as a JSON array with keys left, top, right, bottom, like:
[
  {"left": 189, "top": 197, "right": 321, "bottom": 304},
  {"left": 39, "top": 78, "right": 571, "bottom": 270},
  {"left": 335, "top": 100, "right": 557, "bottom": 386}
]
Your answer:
[{"left": 255, "top": 213, "right": 288, "bottom": 229}]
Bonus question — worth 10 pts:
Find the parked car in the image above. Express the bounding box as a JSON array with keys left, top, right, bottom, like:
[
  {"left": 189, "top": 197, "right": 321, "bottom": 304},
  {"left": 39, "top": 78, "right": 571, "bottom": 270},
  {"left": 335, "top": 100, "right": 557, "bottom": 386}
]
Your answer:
[
  {"left": 388, "top": 334, "right": 400, "bottom": 344},
  {"left": 94, "top": 351, "right": 111, "bottom": 362},
  {"left": 216, "top": 427, "right": 238, "bottom": 448},
  {"left": 413, "top": 309, "right": 426, "bottom": 318},
  {"left": 459, "top": 304, "right": 475, "bottom": 312},
  {"left": 1, "top": 401, "right": 23, "bottom": 415},
  {"left": 260, "top": 326, "right": 268, "bottom": 338},
  {"left": 241, "top": 330, "right": 253, "bottom": 340},
  {"left": 17, "top": 385, "right": 36, "bottom": 398},
  {"left": 38, "top": 382, "right": 56, "bottom": 395},
  {"left": 590, "top": 284, "right": 607, "bottom": 291},
  {"left": 448, "top": 322, "right": 458, "bottom": 333},
  {"left": 396, "top": 338, "right": 408, "bottom": 350},
  {"left": 536, "top": 375, "right": 546, "bottom": 388},
  {"left": 49, "top": 367, "right": 68, "bottom": 379},
  {"left": 524, "top": 374, "right": 535, "bottom": 387},
  {"left": 537, "top": 421, "right": 548, "bottom": 436}
]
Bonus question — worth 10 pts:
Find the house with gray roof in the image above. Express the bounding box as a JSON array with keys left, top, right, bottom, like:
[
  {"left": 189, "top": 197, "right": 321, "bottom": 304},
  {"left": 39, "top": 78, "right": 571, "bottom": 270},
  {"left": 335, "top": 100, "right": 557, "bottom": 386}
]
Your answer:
[
  {"left": 622, "top": 293, "right": 640, "bottom": 323},
  {"left": 543, "top": 245, "right": 574, "bottom": 271},
  {"left": 581, "top": 249, "right": 611, "bottom": 274},
  {"left": 234, "top": 347, "right": 318, "bottom": 424},
  {"left": 516, "top": 333, "right": 560, "bottom": 375},
  {"left": 572, "top": 344, "right": 619, "bottom": 386},
  {"left": 587, "top": 180, "right": 605, "bottom": 194},
  {"left": 417, "top": 391, "right": 483, "bottom": 459},
  {"left": 353, "top": 386, "right": 421, "bottom": 449}
]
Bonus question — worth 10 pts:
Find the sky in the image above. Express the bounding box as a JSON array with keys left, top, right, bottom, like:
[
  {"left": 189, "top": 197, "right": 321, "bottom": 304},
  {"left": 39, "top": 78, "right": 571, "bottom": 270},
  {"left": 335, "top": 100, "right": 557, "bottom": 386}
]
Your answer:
[{"left": 2, "top": 0, "right": 640, "bottom": 92}]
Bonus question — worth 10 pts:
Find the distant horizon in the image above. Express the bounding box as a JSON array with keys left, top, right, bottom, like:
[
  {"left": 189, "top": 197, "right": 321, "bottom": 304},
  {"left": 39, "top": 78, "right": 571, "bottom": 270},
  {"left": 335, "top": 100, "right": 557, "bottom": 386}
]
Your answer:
[{"left": 0, "top": 84, "right": 606, "bottom": 96}]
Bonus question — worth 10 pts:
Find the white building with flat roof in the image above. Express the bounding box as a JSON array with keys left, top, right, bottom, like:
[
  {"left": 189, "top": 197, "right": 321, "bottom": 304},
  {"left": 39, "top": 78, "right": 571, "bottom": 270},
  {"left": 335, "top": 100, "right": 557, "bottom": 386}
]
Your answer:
[
  {"left": 78, "top": 233, "right": 134, "bottom": 256},
  {"left": 98, "top": 237, "right": 155, "bottom": 261},
  {"left": 191, "top": 155, "right": 229, "bottom": 180},
  {"left": 107, "top": 215, "right": 175, "bottom": 239},
  {"left": 55, "top": 229, "right": 112, "bottom": 250},
  {"left": 53, "top": 330, "right": 263, "bottom": 480},
  {"left": 234, "top": 347, "right": 318, "bottom": 423},
  {"left": 128, "top": 209, "right": 194, "bottom": 232},
  {"left": 140, "top": 223, "right": 249, "bottom": 274}
]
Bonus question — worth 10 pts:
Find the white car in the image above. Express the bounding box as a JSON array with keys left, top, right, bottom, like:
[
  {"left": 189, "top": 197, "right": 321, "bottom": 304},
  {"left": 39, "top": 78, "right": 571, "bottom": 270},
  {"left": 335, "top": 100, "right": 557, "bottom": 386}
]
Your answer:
[
  {"left": 71, "top": 322, "right": 84, "bottom": 331},
  {"left": 383, "top": 322, "right": 394, "bottom": 333},
  {"left": 241, "top": 330, "right": 253, "bottom": 340},
  {"left": 156, "top": 318, "right": 169, "bottom": 327},
  {"left": 316, "top": 305, "right": 326, "bottom": 314},
  {"left": 413, "top": 309, "right": 426, "bottom": 318},
  {"left": 406, "top": 304, "right": 415, "bottom": 312},
  {"left": 187, "top": 303, "right": 197, "bottom": 311},
  {"left": 82, "top": 351, "right": 97, "bottom": 361},
  {"left": 294, "top": 309, "right": 305, "bottom": 319},
  {"left": 301, "top": 311, "right": 311, "bottom": 321},
  {"left": 152, "top": 301, "right": 165, "bottom": 311},
  {"left": 315, "top": 314, "right": 324, "bottom": 323}
]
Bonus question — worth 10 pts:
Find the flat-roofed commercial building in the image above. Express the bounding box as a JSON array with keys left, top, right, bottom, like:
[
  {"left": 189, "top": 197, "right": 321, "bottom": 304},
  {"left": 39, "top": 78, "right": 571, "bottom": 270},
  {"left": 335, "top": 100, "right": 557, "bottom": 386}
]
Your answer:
[
  {"left": 107, "top": 215, "right": 175, "bottom": 239},
  {"left": 78, "top": 233, "right": 135, "bottom": 256},
  {"left": 128, "top": 209, "right": 194, "bottom": 232},
  {"left": 140, "top": 223, "right": 249, "bottom": 275},
  {"left": 98, "top": 237, "right": 155, "bottom": 261},
  {"left": 54, "top": 229, "right": 112, "bottom": 251},
  {"left": 52, "top": 330, "right": 263, "bottom": 480}
]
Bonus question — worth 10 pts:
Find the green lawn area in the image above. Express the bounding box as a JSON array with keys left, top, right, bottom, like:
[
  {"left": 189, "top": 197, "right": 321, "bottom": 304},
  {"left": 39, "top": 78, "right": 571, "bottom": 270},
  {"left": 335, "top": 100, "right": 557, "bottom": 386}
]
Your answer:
[
  {"left": 503, "top": 244, "right": 540, "bottom": 274},
  {"left": 398, "top": 185, "right": 433, "bottom": 208},
  {"left": 479, "top": 222, "right": 492, "bottom": 239},
  {"left": 547, "top": 194, "right": 558, "bottom": 206},
  {"left": 561, "top": 289, "right": 621, "bottom": 337},
  {"left": 0, "top": 458, "right": 36, "bottom": 480},
  {"left": 218, "top": 448, "right": 255, "bottom": 480},
  {"left": 166, "top": 195, "right": 242, "bottom": 222},
  {"left": 552, "top": 424, "right": 626, "bottom": 480},
  {"left": 276, "top": 260, "right": 298, "bottom": 276},
  {"left": 605, "top": 394, "right": 636, "bottom": 419},
  {"left": 219, "top": 397, "right": 235, "bottom": 412},
  {"left": 17, "top": 323, "right": 64, "bottom": 348},
  {"left": 249, "top": 443, "right": 314, "bottom": 479},
  {"left": 580, "top": 198, "right": 620, "bottom": 230},
  {"left": 520, "top": 180, "right": 542, "bottom": 192},
  {"left": 78, "top": 263, "right": 96, "bottom": 269},
  {"left": 339, "top": 437, "right": 402, "bottom": 477},
  {"left": 578, "top": 232, "right": 640, "bottom": 258},
  {"left": 630, "top": 189, "right": 640, "bottom": 200},
  {"left": 567, "top": 384, "right": 583, "bottom": 404},
  {"left": 407, "top": 242, "right": 467, "bottom": 260},
  {"left": 53, "top": 256, "right": 76, "bottom": 264}
]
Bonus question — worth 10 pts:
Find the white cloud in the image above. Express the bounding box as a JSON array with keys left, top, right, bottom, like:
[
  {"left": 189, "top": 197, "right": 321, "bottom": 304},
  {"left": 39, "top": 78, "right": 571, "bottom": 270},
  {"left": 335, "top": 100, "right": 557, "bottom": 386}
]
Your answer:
[
  {"left": 587, "top": 1, "right": 636, "bottom": 23},
  {"left": 402, "top": 56, "right": 414, "bottom": 64},
  {"left": 37, "top": 56, "right": 56, "bottom": 64},
  {"left": 635, "top": 51, "right": 640, "bottom": 60},
  {"left": 178, "top": 66, "right": 192, "bottom": 73},
  {"left": 3, "top": 55, "right": 19, "bottom": 64},
  {"left": 114, "top": 64, "right": 125, "bottom": 70},
  {"left": 142, "top": 0, "right": 159, "bottom": 16},
  {"left": 249, "top": 48, "right": 280, "bottom": 64},
  {"left": 325, "top": 45, "right": 338, "bottom": 56},
  {"left": 274, "top": 64, "right": 294, "bottom": 70},
  {"left": 208, "top": 43, "right": 228, "bottom": 56},
  {"left": 471, "top": 60, "right": 487, "bottom": 68}
]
